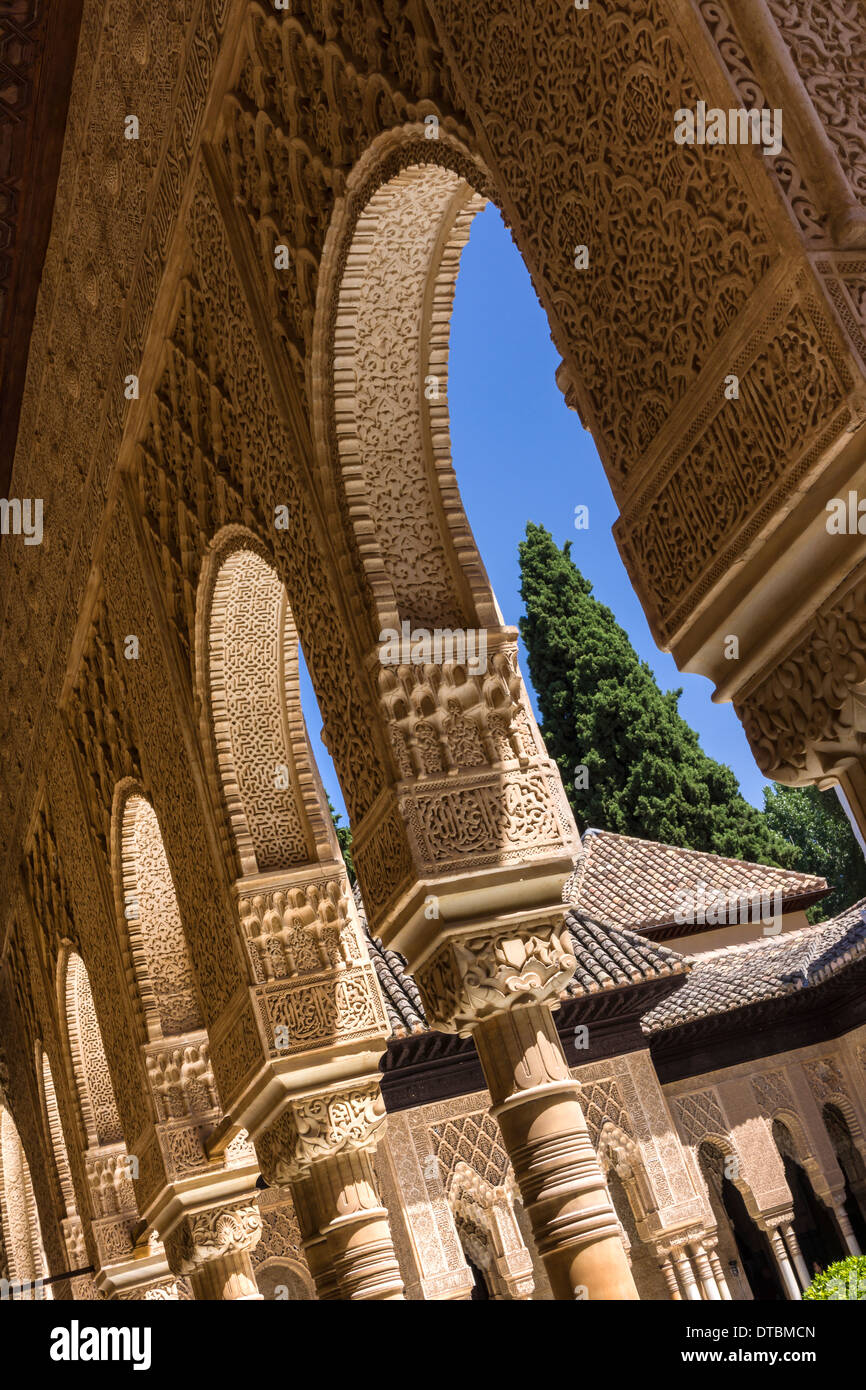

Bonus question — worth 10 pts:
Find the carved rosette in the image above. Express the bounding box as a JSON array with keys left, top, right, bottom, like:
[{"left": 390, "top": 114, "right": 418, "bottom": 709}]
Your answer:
[
  {"left": 415, "top": 921, "right": 578, "bottom": 1034},
  {"left": 164, "top": 1200, "right": 262, "bottom": 1279},
  {"left": 255, "top": 1080, "right": 387, "bottom": 1185}
]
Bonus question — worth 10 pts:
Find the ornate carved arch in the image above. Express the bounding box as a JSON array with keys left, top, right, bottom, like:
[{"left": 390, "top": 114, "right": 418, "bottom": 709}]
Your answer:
[
  {"left": 253, "top": 1255, "right": 315, "bottom": 1302},
  {"left": 194, "top": 527, "right": 335, "bottom": 879},
  {"left": 823, "top": 1102, "right": 866, "bottom": 1188},
  {"left": 596, "top": 1121, "right": 656, "bottom": 1233},
  {"left": 112, "top": 786, "right": 204, "bottom": 1042},
  {"left": 821, "top": 1092, "right": 863, "bottom": 1143},
  {"left": 772, "top": 1114, "right": 834, "bottom": 1202},
  {"left": 37, "top": 1049, "right": 75, "bottom": 1220},
  {"left": 696, "top": 1135, "right": 765, "bottom": 1225},
  {"left": 60, "top": 950, "right": 123, "bottom": 1150},
  {"left": 312, "top": 126, "right": 499, "bottom": 641},
  {"left": 0, "top": 1106, "right": 46, "bottom": 1289}
]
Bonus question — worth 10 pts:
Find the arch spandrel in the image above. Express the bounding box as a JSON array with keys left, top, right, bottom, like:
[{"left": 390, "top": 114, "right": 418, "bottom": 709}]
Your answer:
[{"left": 419, "top": 0, "right": 866, "bottom": 809}]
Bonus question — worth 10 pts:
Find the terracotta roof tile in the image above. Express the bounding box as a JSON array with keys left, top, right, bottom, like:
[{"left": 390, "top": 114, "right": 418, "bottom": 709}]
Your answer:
[
  {"left": 561, "top": 912, "right": 691, "bottom": 998},
  {"left": 642, "top": 897, "right": 866, "bottom": 1033},
  {"left": 565, "top": 829, "right": 828, "bottom": 933},
  {"left": 354, "top": 885, "right": 428, "bottom": 1037}
]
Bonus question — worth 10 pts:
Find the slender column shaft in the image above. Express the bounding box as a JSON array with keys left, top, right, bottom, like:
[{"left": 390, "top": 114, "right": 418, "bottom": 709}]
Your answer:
[
  {"left": 472, "top": 1004, "right": 637, "bottom": 1301},
  {"left": 781, "top": 1223, "right": 811, "bottom": 1290},
  {"left": 692, "top": 1242, "right": 722, "bottom": 1300},
  {"left": 708, "top": 1248, "right": 733, "bottom": 1301},
  {"left": 289, "top": 1173, "right": 340, "bottom": 1300},
  {"left": 768, "top": 1228, "right": 801, "bottom": 1300},
  {"left": 658, "top": 1253, "right": 682, "bottom": 1301},
  {"left": 674, "top": 1249, "right": 702, "bottom": 1301},
  {"left": 831, "top": 1202, "right": 862, "bottom": 1258},
  {"left": 309, "top": 1150, "right": 404, "bottom": 1300},
  {"left": 187, "top": 1249, "right": 261, "bottom": 1300}
]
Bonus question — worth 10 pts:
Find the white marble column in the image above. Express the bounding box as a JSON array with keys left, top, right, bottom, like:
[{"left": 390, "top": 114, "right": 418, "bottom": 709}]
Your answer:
[
  {"left": 767, "top": 1226, "right": 801, "bottom": 1300},
  {"left": 673, "top": 1247, "right": 702, "bottom": 1301},
  {"left": 781, "top": 1223, "right": 811, "bottom": 1291},
  {"left": 706, "top": 1244, "right": 733, "bottom": 1300},
  {"left": 691, "top": 1241, "right": 722, "bottom": 1300}
]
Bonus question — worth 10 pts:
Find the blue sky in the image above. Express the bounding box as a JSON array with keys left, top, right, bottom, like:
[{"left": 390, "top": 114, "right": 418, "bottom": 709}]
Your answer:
[{"left": 301, "top": 204, "right": 771, "bottom": 824}]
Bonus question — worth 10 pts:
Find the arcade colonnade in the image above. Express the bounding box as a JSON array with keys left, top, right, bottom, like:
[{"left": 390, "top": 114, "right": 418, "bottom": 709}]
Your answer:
[{"left": 3, "top": 0, "right": 866, "bottom": 1300}]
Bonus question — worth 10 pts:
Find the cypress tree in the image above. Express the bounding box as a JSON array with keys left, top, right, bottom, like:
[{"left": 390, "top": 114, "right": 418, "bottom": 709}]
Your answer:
[{"left": 518, "top": 522, "right": 798, "bottom": 867}]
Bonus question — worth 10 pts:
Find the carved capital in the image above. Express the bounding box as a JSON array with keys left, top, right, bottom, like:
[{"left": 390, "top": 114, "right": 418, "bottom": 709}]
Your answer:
[
  {"left": 758, "top": 1209, "right": 797, "bottom": 1233},
  {"left": 415, "top": 923, "right": 577, "bottom": 1033},
  {"left": 256, "top": 1081, "right": 387, "bottom": 1184},
  {"left": 164, "top": 1200, "right": 262, "bottom": 1278}
]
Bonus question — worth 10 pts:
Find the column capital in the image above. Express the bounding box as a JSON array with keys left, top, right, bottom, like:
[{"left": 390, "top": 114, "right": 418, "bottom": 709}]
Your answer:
[
  {"left": 255, "top": 1079, "right": 387, "bottom": 1184},
  {"left": 758, "top": 1208, "right": 796, "bottom": 1233},
  {"left": 414, "top": 919, "right": 577, "bottom": 1034},
  {"left": 164, "top": 1199, "right": 262, "bottom": 1280}
]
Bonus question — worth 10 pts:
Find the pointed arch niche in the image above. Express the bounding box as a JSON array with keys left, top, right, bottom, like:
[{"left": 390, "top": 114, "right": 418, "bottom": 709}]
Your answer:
[
  {"left": 0, "top": 1106, "right": 50, "bottom": 1297},
  {"left": 697, "top": 1140, "right": 780, "bottom": 1302},
  {"left": 58, "top": 947, "right": 181, "bottom": 1295},
  {"left": 309, "top": 128, "right": 578, "bottom": 969},
  {"left": 113, "top": 786, "right": 204, "bottom": 1043},
  {"left": 38, "top": 1047, "right": 86, "bottom": 1276},
  {"left": 193, "top": 526, "right": 390, "bottom": 1194}
]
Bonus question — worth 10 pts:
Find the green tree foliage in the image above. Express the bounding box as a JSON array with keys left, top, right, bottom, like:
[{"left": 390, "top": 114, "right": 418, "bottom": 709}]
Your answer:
[
  {"left": 762, "top": 783, "right": 866, "bottom": 920},
  {"left": 328, "top": 797, "right": 355, "bottom": 886},
  {"left": 802, "top": 1255, "right": 866, "bottom": 1300},
  {"left": 518, "top": 523, "right": 798, "bottom": 868}
]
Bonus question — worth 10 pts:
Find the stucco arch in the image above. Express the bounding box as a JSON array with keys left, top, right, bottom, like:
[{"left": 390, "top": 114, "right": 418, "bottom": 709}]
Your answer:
[
  {"left": 696, "top": 1136, "right": 765, "bottom": 1225},
  {"left": 111, "top": 785, "right": 204, "bottom": 1043},
  {"left": 37, "top": 1048, "right": 75, "bottom": 1221},
  {"left": 194, "top": 527, "right": 337, "bottom": 880},
  {"left": 771, "top": 1113, "right": 835, "bottom": 1202},
  {"left": 597, "top": 1122, "right": 657, "bottom": 1235},
  {"left": 312, "top": 126, "right": 499, "bottom": 642},
  {"left": 0, "top": 1106, "right": 48, "bottom": 1291},
  {"left": 60, "top": 949, "right": 124, "bottom": 1150},
  {"left": 254, "top": 1254, "right": 315, "bottom": 1301}
]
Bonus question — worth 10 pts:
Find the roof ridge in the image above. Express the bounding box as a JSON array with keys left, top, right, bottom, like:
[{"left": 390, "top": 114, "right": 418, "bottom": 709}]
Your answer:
[{"left": 579, "top": 828, "right": 827, "bottom": 890}]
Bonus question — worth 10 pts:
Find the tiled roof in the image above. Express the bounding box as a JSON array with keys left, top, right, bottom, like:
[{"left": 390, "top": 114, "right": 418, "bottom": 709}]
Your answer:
[
  {"left": 564, "top": 829, "right": 828, "bottom": 933},
  {"left": 642, "top": 897, "right": 866, "bottom": 1033},
  {"left": 355, "top": 878, "right": 689, "bottom": 1035},
  {"left": 354, "top": 886, "right": 428, "bottom": 1037},
  {"left": 561, "top": 912, "right": 690, "bottom": 999}
]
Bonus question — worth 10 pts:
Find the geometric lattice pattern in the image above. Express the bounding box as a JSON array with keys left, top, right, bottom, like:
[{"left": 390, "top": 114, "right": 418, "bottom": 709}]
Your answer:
[
  {"left": 674, "top": 1090, "right": 728, "bottom": 1147},
  {"left": 581, "top": 1079, "right": 633, "bottom": 1145},
  {"left": 431, "top": 1112, "right": 510, "bottom": 1190},
  {"left": 751, "top": 1070, "right": 794, "bottom": 1120}
]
